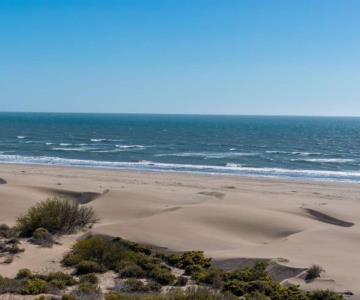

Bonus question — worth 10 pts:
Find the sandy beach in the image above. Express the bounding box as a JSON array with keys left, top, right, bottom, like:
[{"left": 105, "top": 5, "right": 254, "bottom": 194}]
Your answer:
[{"left": 0, "top": 164, "right": 359, "bottom": 297}]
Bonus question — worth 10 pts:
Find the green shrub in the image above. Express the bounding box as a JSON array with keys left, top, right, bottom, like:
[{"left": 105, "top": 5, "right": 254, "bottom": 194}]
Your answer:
[
  {"left": 307, "top": 289, "right": 344, "bottom": 300},
  {"left": 122, "top": 279, "right": 148, "bottom": 293},
  {"left": 305, "top": 265, "right": 323, "bottom": 281},
  {"left": 148, "top": 266, "right": 175, "bottom": 285},
  {"left": 21, "top": 278, "right": 48, "bottom": 295},
  {"left": 63, "top": 236, "right": 123, "bottom": 270},
  {"left": 46, "top": 272, "right": 77, "bottom": 286},
  {"left": 15, "top": 268, "right": 34, "bottom": 280},
  {"left": 72, "top": 283, "right": 101, "bottom": 300},
  {"left": 175, "top": 276, "right": 188, "bottom": 286},
  {"left": 79, "top": 273, "right": 99, "bottom": 284},
  {"left": 0, "top": 224, "right": 18, "bottom": 239},
  {"left": 31, "top": 227, "right": 54, "bottom": 247},
  {"left": 75, "top": 260, "right": 106, "bottom": 274},
  {"left": 119, "top": 263, "right": 146, "bottom": 278},
  {"left": 16, "top": 197, "right": 98, "bottom": 237},
  {"left": 0, "top": 275, "right": 23, "bottom": 294},
  {"left": 167, "top": 251, "right": 211, "bottom": 272}
]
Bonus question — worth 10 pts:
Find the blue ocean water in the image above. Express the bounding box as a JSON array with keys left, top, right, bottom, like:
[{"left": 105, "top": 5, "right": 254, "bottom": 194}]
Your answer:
[{"left": 1, "top": 112, "right": 360, "bottom": 182}]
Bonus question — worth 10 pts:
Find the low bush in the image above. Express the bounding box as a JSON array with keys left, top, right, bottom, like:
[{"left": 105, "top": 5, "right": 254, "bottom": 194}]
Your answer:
[
  {"left": 16, "top": 268, "right": 34, "bottom": 280},
  {"left": 16, "top": 197, "right": 98, "bottom": 237},
  {"left": 307, "top": 289, "right": 344, "bottom": 300},
  {"left": 0, "top": 276, "right": 23, "bottom": 294},
  {"left": 166, "top": 251, "right": 211, "bottom": 274},
  {"left": 71, "top": 283, "right": 102, "bottom": 300},
  {"left": 305, "top": 265, "right": 323, "bottom": 281},
  {"left": 63, "top": 235, "right": 174, "bottom": 285},
  {"left": 0, "top": 224, "right": 18, "bottom": 239},
  {"left": 31, "top": 227, "right": 55, "bottom": 247},
  {"left": 79, "top": 273, "right": 99, "bottom": 284},
  {"left": 45, "top": 271, "right": 77, "bottom": 287},
  {"left": 21, "top": 279, "right": 48, "bottom": 295},
  {"left": 75, "top": 260, "right": 106, "bottom": 274},
  {"left": 148, "top": 266, "right": 175, "bottom": 285},
  {"left": 106, "top": 286, "right": 237, "bottom": 300},
  {"left": 122, "top": 279, "right": 148, "bottom": 293},
  {"left": 119, "top": 263, "right": 146, "bottom": 278},
  {"left": 175, "top": 276, "right": 188, "bottom": 286}
]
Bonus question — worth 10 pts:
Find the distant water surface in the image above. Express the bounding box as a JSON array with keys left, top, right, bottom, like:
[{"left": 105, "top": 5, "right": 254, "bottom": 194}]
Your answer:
[{"left": 1, "top": 113, "right": 360, "bottom": 182}]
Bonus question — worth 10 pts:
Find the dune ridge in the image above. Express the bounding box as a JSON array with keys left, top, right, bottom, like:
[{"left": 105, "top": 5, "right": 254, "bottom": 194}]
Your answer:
[{"left": 0, "top": 164, "right": 359, "bottom": 297}]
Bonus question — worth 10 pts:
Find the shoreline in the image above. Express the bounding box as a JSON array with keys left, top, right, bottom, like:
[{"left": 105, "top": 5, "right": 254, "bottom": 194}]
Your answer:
[
  {"left": 0, "top": 161, "right": 360, "bottom": 187},
  {"left": 0, "top": 164, "right": 360, "bottom": 296}
]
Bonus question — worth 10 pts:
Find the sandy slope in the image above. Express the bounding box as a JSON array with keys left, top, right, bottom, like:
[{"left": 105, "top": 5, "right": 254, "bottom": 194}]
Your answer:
[{"left": 0, "top": 164, "right": 359, "bottom": 296}]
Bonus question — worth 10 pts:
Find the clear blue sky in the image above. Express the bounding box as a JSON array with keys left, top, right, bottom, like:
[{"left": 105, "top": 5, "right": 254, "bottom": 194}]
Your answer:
[{"left": 1, "top": 0, "right": 359, "bottom": 115}]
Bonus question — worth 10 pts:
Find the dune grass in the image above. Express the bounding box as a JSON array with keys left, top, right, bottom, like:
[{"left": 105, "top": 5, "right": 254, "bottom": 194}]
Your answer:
[{"left": 16, "top": 197, "right": 98, "bottom": 237}]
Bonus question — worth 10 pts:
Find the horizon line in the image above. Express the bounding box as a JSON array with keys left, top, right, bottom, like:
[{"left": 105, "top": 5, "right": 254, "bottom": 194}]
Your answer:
[{"left": 1, "top": 111, "right": 360, "bottom": 118}]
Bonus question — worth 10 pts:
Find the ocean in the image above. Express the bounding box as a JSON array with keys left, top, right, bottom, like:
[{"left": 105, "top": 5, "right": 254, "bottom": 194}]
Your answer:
[{"left": 0, "top": 112, "right": 360, "bottom": 183}]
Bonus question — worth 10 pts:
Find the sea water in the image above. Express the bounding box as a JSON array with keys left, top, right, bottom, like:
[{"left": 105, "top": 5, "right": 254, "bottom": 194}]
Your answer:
[{"left": 0, "top": 112, "right": 360, "bottom": 182}]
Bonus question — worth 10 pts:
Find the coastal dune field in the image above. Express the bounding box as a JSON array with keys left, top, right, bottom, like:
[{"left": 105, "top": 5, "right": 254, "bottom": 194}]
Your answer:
[{"left": 0, "top": 164, "right": 359, "bottom": 296}]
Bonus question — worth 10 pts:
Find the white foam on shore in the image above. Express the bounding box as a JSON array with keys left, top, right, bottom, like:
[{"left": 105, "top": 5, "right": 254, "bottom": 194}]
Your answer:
[
  {"left": 155, "top": 152, "right": 258, "bottom": 159},
  {"left": 1, "top": 154, "right": 360, "bottom": 182},
  {"left": 292, "top": 158, "right": 355, "bottom": 163}
]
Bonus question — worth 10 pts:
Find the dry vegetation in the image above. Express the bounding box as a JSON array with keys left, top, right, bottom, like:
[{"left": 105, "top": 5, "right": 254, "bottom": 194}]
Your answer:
[{"left": 0, "top": 198, "right": 345, "bottom": 300}]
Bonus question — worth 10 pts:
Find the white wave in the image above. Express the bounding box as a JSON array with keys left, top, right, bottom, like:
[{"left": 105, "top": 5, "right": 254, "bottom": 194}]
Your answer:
[
  {"left": 292, "top": 158, "right": 355, "bottom": 163},
  {"left": 291, "top": 152, "right": 321, "bottom": 156},
  {"left": 52, "top": 147, "right": 98, "bottom": 152},
  {"left": 116, "top": 145, "right": 145, "bottom": 149},
  {"left": 225, "top": 163, "right": 243, "bottom": 168},
  {"left": 91, "top": 149, "right": 124, "bottom": 153},
  {"left": 1, "top": 154, "right": 360, "bottom": 182},
  {"left": 155, "top": 152, "right": 258, "bottom": 159},
  {"left": 45, "top": 142, "right": 54, "bottom": 145},
  {"left": 91, "top": 138, "right": 123, "bottom": 142},
  {"left": 59, "top": 143, "right": 72, "bottom": 146},
  {"left": 17, "top": 136, "right": 26, "bottom": 139}
]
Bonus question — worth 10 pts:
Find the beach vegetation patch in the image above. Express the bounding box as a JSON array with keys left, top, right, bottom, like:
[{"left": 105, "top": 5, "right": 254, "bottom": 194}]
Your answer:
[
  {"left": 30, "top": 227, "right": 55, "bottom": 247},
  {"left": 62, "top": 235, "right": 175, "bottom": 285},
  {"left": 305, "top": 265, "right": 323, "bottom": 281},
  {"left": 71, "top": 283, "right": 102, "bottom": 300},
  {"left": 306, "top": 289, "right": 344, "bottom": 300},
  {"left": 21, "top": 278, "right": 48, "bottom": 295},
  {"left": 79, "top": 273, "right": 99, "bottom": 285},
  {"left": 16, "top": 197, "right": 98, "bottom": 237}
]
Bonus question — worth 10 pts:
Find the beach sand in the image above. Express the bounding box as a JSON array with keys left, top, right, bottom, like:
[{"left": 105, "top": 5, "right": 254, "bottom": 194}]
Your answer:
[{"left": 0, "top": 164, "right": 359, "bottom": 297}]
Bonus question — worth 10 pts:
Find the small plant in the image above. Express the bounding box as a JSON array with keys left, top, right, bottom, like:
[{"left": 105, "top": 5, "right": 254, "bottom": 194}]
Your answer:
[
  {"left": 121, "top": 279, "right": 148, "bottom": 293},
  {"left": 15, "top": 268, "right": 34, "bottom": 280},
  {"left": 118, "top": 263, "right": 145, "bottom": 278},
  {"left": 79, "top": 273, "right": 99, "bottom": 285},
  {"left": 0, "top": 275, "right": 23, "bottom": 294},
  {"left": 31, "top": 227, "right": 55, "bottom": 247},
  {"left": 148, "top": 266, "right": 176, "bottom": 285},
  {"left": 307, "top": 289, "right": 344, "bottom": 300},
  {"left": 75, "top": 260, "right": 106, "bottom": 274},
  {"left": 0, "top": 224, "right": 18, "bottom": 239},
  {"left": 46, "top": 271, "right": 77, "bottom": 287},
  {"left": 305, "top": 265, "right": 323, "bottom": 281},
  {"left": 175, "top": 276, "right": 188, "bottom": 286},
  {"left": 16, "top": 197, "right": 98, "bottom": 237},
  {"left": 72, "top": 283, "right": 102, "bottom": 300},
  {"left": 21, "top": 278, "right": 48, "bottom": 295}
]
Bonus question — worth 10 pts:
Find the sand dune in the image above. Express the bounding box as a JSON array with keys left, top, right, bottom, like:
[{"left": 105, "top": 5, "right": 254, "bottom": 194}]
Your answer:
[{"left": 0, "top": 164, "right": 359, "bottom": 296}]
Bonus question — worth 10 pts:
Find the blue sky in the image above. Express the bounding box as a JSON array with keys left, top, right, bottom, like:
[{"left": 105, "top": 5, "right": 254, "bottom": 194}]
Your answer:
[{"left": 0, "top": 0, "right": 359, "bottom": 115}]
